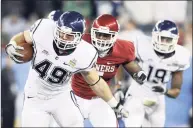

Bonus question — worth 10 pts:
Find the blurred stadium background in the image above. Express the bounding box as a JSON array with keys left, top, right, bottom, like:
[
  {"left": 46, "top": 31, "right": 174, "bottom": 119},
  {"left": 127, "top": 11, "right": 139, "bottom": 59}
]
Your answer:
[{"left": 1, "top": 1, "right": 192, "bottom": 127}]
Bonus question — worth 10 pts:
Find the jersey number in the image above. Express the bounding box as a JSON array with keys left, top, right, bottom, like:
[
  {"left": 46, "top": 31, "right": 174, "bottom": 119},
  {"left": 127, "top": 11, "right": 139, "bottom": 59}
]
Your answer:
[
  {"left": 147, "top": 66, "right": 166, "bottom": 83},
  {"left": 34, "top": 60, "right": 67, "bottom": 84}
]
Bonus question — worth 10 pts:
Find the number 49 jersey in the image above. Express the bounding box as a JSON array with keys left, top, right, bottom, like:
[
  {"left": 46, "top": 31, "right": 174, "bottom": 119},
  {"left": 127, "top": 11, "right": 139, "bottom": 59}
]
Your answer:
[
  {"left": 132, "top": 35, "right": 191, "bottom": 89},
  {"left": 24, "top": 19, "right": 98, "bottom": 96}
]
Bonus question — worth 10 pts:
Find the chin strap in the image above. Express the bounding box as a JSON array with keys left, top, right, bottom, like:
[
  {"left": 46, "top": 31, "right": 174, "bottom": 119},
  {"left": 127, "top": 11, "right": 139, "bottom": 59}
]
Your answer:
[
  {"left": 154, "top": 50, "right": 175, "bottom": 59},
  {"left": 97, "top": 48, "right": 112, "bottom": 58}
]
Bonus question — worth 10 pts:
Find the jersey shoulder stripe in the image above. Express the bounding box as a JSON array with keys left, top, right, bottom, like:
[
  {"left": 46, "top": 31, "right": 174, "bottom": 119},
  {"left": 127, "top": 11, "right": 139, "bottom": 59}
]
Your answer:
[
  {"left": 30, "top": 19, "right": 43, "bottom": 35},
  {"left": 30, "top": 19, "right": 43, "bottom": 67}
]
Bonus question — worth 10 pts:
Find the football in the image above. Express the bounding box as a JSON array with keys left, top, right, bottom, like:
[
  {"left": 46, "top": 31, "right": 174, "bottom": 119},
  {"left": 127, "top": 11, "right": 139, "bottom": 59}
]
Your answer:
[{"left": 15, "top": 41, "right": 34, "bottom": 63}]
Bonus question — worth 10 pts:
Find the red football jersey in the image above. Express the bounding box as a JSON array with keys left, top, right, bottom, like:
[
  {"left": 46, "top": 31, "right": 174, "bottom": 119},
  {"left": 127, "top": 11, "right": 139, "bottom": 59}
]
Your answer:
[{"left": 71, "top": 33, "right": 135, "bottom": 99}]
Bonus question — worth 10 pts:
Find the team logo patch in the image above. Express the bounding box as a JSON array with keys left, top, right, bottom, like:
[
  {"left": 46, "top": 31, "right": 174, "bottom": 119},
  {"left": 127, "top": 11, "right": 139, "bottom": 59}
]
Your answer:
[
  {"left": 42, "top": 50, "right": 49, "bottom": 55},
  {"left": 68, "top": 58, "right": 77, "bottom": 68}
]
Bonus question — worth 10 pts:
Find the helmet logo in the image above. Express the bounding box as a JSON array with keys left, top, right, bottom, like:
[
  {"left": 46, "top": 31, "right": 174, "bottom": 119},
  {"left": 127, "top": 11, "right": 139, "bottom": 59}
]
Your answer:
[
  {"left": 168, "top": 27, "right": 177, "bottom": 32},
  {"left": 61, "top": 26, "right": 72, "bottom": 33},
  {"left": 98, "top": 26, "right": 109, "bottom": 33}
]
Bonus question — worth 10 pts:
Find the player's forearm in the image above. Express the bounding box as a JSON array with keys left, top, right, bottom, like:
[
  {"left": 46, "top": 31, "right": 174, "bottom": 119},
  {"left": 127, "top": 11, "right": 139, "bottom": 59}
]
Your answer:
[
  {"left": 81, "top": 69, "right": 114, "bottom": 102},
  {"left": 9, "top": 30, "right": 32, "bottom": 45},
  {"left": 123, "top": 61, "right": 146, "bottom": 84},
  {"left": 90, "top": 78, "right": 114, "bottom": 102},
  {"left": 10, "top": 32, "right": 26, "bottom": 44},
  {"left": 166, "top": 88, "right": 180, "bottom": 98},
  {"left": 113, "top": 66, "right": 124, "bottom": 92},
  {"left": 166, "top": 71, "right": 183, "bottom": 98},
  {"left": 115, "top": 65, "right": 124, "bottom": 84},
  {"left": 123, "top": 61, "right": 142, "bottom": 75}
]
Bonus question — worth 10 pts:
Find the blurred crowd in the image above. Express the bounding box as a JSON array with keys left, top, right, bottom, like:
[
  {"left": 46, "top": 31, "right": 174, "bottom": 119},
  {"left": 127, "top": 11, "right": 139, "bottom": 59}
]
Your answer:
[
  {"left": 1, "top": 1, "right": 192, "bottom": 127},
  {"left": 2, "top": 1, "right": 192, "bottom": 52}
]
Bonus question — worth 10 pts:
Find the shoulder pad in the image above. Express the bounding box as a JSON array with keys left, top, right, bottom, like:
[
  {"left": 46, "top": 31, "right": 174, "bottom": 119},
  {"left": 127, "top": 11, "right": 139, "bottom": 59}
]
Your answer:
[{"left": 174, "top": 45, "right": 191, "bottom": 71}]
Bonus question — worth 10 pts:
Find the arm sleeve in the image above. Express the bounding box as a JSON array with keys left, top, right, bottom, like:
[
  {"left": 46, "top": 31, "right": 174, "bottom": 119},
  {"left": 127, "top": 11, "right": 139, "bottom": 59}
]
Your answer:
[
  {"left": 176, "top": 53, "right": 191, "bottom": 71},
  {"left": 126, "top": 41, "right": 136, "bottom": 62},
  {"left": 29, "top": 19, "right": 43, "bottom": 42},
  {"left": 83, "top": 51, "right": 98, "bottom": 72}
]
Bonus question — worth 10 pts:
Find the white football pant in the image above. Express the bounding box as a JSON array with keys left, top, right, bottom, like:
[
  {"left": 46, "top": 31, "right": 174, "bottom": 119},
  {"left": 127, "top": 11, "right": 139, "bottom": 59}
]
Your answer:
[
  {"left": 73, "top": 92, "right": 118, "bottom": 127},
  {"left": 126, "top": 80, "right": 166, "bottom": 127},
  {"left": 22, "top": 88, "right": 84, "bottom": 127},
  {"left": 122, "top": 94, "right": 145, "bottom": 127}
]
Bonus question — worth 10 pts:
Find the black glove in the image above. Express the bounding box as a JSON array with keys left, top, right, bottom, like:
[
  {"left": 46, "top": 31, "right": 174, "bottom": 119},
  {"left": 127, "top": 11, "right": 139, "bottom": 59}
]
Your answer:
[
  {"left": 132, "top": 71, "right": 147, "bottom": 85},
  {"left": 152, "top": 86, "right": 168, "bottom": 95}
]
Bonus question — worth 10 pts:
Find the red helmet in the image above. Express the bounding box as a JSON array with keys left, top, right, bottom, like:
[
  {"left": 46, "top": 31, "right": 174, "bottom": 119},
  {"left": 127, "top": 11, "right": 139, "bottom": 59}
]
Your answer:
[{"left": 91, "top": 14, "right": 120, "bottom": 57}]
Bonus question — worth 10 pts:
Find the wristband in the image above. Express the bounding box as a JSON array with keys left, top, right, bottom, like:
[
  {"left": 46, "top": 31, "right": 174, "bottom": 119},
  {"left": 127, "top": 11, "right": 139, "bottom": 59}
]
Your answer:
[
  {"left": 88, "top": 76, "right": 101, "bottom": 86},
  {"left": 107, "top": 97, "right": 118, "bottom": 108},
  {"left": 165, "top": 90, "right": 176, "bottom": 98},
  {"left": 9, "top": 40, "right": 17, "bottom": 46},
  {"left": 164, "top": 88, "right": 168, "bottom": 94}
]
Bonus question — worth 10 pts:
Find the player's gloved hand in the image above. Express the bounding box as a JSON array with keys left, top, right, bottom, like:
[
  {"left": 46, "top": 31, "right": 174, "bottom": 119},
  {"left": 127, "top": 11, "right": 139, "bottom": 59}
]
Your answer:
[
  {"left": 107, "top": 97, "right": 129, "bottom": 118},
  {"left": 113, "top": 103, "right": 129, "bottom": 118},
  {"left": 133, "top": 70, "right": 147, "bottom": 85},
  {"left": 5, "top": 41, "right": 24, "bottom": 63},
  {"left": 114, "top": 89, "right": 125, "bottom": 103},
  {"left": 152, "top": 86, "right": 168, "bottom": 95}
]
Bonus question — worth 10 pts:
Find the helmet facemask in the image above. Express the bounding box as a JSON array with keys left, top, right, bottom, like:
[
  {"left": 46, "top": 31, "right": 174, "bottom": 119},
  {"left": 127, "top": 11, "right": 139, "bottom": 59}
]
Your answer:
[
  {"left": 54, "top": 25, "right": 82, "bottom": 51},
  {"left": 91, "top": 27, "right": 118, "bottom": 58},
  {"left": 152, "top": 30, "right": 179, "bottom": 54}
]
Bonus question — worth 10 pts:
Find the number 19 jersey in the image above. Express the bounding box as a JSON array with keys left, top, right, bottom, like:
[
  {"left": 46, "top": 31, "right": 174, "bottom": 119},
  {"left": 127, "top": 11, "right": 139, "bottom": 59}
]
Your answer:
[
  {"left": 130, "top": 35, "right": 190, "bottom": 91},
  {"left": 24, "top": 19, "right": 98, "bottom": 96}
]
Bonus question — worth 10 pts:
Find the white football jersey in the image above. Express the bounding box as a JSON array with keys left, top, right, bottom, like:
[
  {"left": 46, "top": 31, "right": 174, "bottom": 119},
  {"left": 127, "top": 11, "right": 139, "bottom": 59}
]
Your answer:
[
  {"left": 24, "top": 19, "right": 98, "bottom": 96},
  {"left": 132, "top": 35, "right": 191, "bottom": 89}
]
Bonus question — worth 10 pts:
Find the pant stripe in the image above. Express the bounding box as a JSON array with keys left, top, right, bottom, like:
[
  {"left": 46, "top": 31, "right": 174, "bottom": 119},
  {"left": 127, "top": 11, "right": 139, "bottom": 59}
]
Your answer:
[{"left": 70, "top": 90, "right": 85, "bottom": 119}]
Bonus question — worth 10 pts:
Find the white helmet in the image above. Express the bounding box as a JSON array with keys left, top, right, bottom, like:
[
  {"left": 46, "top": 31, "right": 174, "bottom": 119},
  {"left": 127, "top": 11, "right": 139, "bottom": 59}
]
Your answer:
[{"left": 152, "top": 20, "right": 179, "bottom": 54}]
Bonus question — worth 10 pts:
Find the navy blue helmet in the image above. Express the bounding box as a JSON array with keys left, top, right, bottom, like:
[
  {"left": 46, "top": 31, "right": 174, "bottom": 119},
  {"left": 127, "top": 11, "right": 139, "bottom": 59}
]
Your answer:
[
  {"left": 48, "top": 10, "right": 63, "bottom": 22},
  {"left": 54, "top": 11, "right": 86, "bottom": 50},
  {"left": 152, "top": 20, "right": 179, "bottom": 54}
]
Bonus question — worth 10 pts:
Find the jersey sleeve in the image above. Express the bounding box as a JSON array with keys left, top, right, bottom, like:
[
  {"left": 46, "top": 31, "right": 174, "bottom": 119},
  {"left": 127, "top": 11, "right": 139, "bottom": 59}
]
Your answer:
[
  {"left": 29, "top": 19, "right": 43, "bottom": 42},
  {"left": 176, "top": 49, "right": 191, "bottom": 71},
  {"left": 75, "top": 39, "right": 99, "bottom": 73},
  {"left": 126, "top": 41, "right": 136, "bottom": 62},
  {"left": 129, "top": 36, "right": 139, "bottom": 60},
  {"left": 82, "top": 51, "right": 98, "bottom": 72},
  {"left": 120, "top": 40, "right": 136, "bottom": 62}
]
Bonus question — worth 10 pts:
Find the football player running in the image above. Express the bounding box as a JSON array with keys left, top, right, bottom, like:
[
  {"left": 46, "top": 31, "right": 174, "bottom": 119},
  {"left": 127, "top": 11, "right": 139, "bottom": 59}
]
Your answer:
[
  {"left": 115, "top": 20, "right": 191, "bottom": 127},
  {"left": 70, "top": 14, "right": 147, "bottom": 127},
  {"left": 5, "top": 11, "right": 128, "bottom": 127}
]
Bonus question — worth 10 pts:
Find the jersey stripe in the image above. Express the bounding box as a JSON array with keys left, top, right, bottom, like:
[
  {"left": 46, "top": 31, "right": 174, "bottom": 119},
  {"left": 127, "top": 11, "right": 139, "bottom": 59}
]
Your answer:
[
  {"left": 70, "top": 91, "right": 84, "bottom": 118},
  {"left": 31, "top": 19, "right": 43, "bottom": 68},
  {"left": 31, "top": 19, "right": 43, "bottom": 34}
]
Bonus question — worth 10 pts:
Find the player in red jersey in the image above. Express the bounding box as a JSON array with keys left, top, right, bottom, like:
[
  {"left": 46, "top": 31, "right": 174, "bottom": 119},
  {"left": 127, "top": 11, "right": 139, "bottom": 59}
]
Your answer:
[{"left": 71, "top": 14, "right": 147, "bottom": 127}]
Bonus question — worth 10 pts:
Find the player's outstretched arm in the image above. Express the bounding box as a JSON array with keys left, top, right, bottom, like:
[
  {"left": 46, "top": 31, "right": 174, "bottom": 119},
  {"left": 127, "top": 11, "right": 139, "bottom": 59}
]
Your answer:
[
  {"left": 123, "top": 60, "right": 147, "bottom": 85},
  {"left": 81, "top": 68, "right": 129, "bottom": 118},
  {"left": 152, "top": 71, "right": 183, "bottom": 98},
  {"left": 10, "top": 30, "right": 32, "bottom": 45},
  {"left": 113, "top": 65, "right": 126, "bottom": 103},
  {"left": 166, "top": 71, "right": 183, "bottom": 98},
  {"left": 81, "top": 68, "right": 113, "bottom": 102},
  {"left": 5, "top": 30, "right": 32, "bottom": 63}
]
